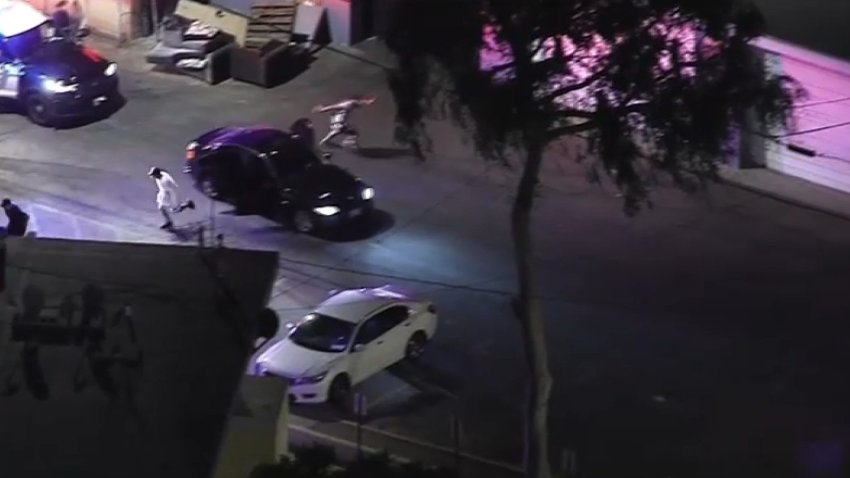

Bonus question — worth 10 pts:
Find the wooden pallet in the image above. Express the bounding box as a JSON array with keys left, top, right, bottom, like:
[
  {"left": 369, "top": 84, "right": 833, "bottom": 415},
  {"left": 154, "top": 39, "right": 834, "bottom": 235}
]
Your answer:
[{"left": 246, "top": 1, "right": 296, "bottom": 49}]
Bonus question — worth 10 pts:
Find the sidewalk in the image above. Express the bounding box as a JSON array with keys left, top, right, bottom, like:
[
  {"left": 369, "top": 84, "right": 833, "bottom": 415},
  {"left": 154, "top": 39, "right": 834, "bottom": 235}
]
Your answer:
[
  {"left": 720, "top": 167, "right": 850, "bottom": 222},
  {"left": 288, "top": 415, "right": 524, "bottom": 478}
]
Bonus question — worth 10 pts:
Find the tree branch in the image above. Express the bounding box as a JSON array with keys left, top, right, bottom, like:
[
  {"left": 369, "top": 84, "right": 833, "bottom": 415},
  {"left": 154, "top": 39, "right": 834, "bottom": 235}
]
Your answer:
[
  {"left": 541, "top": 69, "right": 607, "bottom": 102},
  {"left": 555, "top": 108, "right": 595, "bottom": 119},
  {"left": 546, "top": 120, "right": 597, "bottom": 141}
]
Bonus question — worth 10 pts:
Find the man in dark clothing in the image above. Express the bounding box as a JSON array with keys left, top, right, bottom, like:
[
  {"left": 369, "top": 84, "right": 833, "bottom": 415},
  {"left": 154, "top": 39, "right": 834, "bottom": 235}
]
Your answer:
[
  {"left": 51, "top": 1, "right": 72, "bottom": 40},
  {"left": 2, "top": 199, "right": 29, "bottom": 237}
]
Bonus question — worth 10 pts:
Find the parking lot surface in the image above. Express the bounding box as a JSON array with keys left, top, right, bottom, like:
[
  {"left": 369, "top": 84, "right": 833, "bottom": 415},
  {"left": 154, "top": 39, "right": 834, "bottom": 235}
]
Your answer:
[{"left": 2, "top": 35, "right": 850, "bottom": 477}]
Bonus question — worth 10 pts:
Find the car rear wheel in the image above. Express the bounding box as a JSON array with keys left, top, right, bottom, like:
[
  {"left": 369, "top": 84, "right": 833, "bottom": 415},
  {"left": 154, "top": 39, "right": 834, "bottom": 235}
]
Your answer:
[
  {"left": 25, "top": 93, "right": 52, "bottom": 126},
  {"left": 293, "top": 209, "right": 316, "bottom": 234},
  {"left": 328, "top": 374, "right": 351, "bottom": 409},
  {"left": 405, "top": 331, "right": 428, "bottom": 362}
]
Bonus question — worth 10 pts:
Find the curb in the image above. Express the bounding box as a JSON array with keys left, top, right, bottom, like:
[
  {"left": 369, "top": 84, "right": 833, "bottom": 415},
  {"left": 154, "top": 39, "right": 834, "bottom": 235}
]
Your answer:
[
  {"left": 289, "top": 424, "right": 411, "bottom": 464},
  {"left": 289, "top": 417, "right": 524, "bottom": 476},
  {"left": 325, "top": 42, "right": 394, "bottom": 70},
  {"left": 337, "top": 420, "right": 525, "bottom": 474},
  {"left": 720, "top": 174, "right": 850, "bottom": 223}
]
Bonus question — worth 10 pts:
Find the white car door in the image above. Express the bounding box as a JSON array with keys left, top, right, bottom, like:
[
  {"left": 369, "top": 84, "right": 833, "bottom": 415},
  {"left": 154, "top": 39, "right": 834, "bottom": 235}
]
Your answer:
[
  {"left": 347, "top": 306, "right": 410, "bottom": 383},
  {"left": 347, "top": 315, "right": 392, "bottom": 384},
  {"left": 377, "top": 305, "right": 413, "bottom": 361}
]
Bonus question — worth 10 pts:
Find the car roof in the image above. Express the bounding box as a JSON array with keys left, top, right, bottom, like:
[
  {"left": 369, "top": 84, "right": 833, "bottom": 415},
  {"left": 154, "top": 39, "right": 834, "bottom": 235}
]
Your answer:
[
  {"left": 0, "top": 0, "right": 47, "bottom": 38},
  {"left": 199, "top": 125, "right": 289, "bottom": 152},
  {"left": 314, "top": 285, "right": 421, "bottom": 324}
]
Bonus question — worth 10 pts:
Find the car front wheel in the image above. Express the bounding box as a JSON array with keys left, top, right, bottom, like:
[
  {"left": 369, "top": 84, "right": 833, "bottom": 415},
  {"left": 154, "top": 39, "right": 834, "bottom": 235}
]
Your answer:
[
  {"left": 405, "top": 331, "right": 428, "bottom": 362},
  {"left": 25, "top": 93, "right": 53, "bottom": 126},
  {"left": 293, "top": 209, "right": 316, "bottom": 234},
  {"left": 328, "top": 374, "right": 351, "bottom": 409}
]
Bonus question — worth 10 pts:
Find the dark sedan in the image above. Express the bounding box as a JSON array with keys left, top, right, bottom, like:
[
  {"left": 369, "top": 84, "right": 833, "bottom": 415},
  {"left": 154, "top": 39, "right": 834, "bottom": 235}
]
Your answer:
[
  {"left": 184, "top": 125, "right": 376, "bottom": 233},
  {"left": 0, "top": 10, "right": 120, "bottom": 126}
]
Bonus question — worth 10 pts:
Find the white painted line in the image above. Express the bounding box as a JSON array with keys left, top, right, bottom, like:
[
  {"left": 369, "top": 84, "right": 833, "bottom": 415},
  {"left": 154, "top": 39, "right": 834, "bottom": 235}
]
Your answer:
[
  {"left": 33, "top": 203, "right": 142, "bottom": 238},
  {"left": 426, "top": 383, "right": 460, "bottom": 400},
  {"left": 335, "top": 420, "right": 524, "bottom": 473},
  {"left": 288, "top": 424, "right": 411, "bottom": 464},
  {"left": 367, "top": 382, "right": 413, "bottom": 409}
]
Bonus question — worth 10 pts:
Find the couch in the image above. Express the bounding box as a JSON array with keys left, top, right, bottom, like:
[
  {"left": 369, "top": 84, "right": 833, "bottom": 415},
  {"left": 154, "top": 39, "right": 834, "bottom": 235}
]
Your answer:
[
  {"left": 229, "top": 39, "right": 310, "bottom": 88},
  {"left": 145, "top": 15, "right": 236, "bottom": 85}
]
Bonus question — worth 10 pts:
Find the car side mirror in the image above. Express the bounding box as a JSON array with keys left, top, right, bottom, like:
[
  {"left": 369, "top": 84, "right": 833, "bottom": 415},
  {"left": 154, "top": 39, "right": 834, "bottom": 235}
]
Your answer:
[
  {"left": 352, "top": 343, "right": 365, "bottom": 353},
  {"left": 77, "top": 27, "right": 91, "bottom": 39},
  {"left": 322, "top": 152, "right": 333, "bottom": 162}
]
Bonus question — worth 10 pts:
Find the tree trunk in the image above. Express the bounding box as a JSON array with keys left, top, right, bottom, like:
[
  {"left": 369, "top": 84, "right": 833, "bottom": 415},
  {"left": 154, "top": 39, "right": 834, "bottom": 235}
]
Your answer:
[{"left": 512, "top": 144, "right": 553, "bottom": 478}]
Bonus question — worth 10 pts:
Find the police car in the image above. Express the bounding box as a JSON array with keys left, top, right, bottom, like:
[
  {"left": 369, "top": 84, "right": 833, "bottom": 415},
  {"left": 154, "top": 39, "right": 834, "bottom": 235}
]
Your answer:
[{"left": 0, "top": 0, "right": 120, "bottom": 126}]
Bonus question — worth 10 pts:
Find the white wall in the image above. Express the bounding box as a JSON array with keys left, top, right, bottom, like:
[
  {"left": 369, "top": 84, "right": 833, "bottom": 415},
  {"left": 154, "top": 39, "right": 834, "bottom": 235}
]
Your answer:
[
  {"left": 755, "top": 37, "right": 850, "bottom": 193},
  {"left": 322, "top": 0, "right": 351, "bottom": 45},
  {"left": 22, "top": 0, "right": 133, "bottom": 40}
]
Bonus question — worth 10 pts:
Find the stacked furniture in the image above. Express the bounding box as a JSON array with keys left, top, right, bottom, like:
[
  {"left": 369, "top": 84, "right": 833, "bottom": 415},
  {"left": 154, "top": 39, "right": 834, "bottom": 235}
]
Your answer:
[
  {"left": 230, "top": 0, "right": 312, "bottom": 88},
  {"left": 145, "top": 11, "right": 236, "bottom": 84}
]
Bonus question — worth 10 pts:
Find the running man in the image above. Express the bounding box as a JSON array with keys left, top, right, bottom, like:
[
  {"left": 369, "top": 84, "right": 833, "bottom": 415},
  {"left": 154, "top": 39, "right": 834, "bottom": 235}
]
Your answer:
[
  {"left": 312, "top": 95, "right": 376, "bottom": 150},
  {"left": 148, "top": 167, "right": 195, "bottom": 230}
]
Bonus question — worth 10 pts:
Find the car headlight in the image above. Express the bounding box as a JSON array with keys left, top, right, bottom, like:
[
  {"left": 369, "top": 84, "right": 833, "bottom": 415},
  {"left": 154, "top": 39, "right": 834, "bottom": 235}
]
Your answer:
[
  {"left": 42, "top": 78, "right": 78, "bottom": 93},
  {"left": 361, "top": 187, "right": 375, "bottom": 200},
  {"left": 293, "top": 371, "right": 328, "bottom": 385},
  {"left": 104, "top": 63, "right": 117, "bottom": 77},
  {"left": 313, "top": 206, "right": 340, "bottom": 216}
]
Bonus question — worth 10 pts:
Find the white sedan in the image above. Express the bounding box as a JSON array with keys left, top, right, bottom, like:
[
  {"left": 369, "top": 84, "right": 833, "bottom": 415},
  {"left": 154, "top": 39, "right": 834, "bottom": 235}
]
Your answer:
[{"left": 255, "top": 285, "right": 438, "bottom": 405}]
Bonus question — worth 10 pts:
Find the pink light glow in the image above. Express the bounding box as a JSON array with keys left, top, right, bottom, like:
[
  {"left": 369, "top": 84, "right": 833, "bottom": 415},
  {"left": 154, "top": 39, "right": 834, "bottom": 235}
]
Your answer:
[{"left": 479, "top": 16, "right": 719, "bottom": 110}]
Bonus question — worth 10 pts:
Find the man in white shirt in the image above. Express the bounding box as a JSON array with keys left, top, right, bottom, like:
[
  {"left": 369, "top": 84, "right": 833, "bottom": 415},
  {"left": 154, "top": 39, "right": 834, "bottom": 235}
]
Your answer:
[
  {"left": 313, "top": 95, "right": 376, "bottom": 149},
  {"left": 148, "top": 167, "right": 195, "bottom": 229}
]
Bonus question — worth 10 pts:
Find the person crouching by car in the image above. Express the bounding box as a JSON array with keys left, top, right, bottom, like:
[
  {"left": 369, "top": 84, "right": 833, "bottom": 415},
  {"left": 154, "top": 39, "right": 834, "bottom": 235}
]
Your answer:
[
  {"left": 148, "top": 167, "right": 195, "bottom": 230},
  {"left": 1, "top": 199, "right": 29, "bottom": 237},
  {"left": 51, "top": 1, "right": 73, "bottom": 40},
  {"left": 69, "top": 0, "right": 87, "bottom": 39},
  {"left": 290, "top": 118, "right": 317, "bottom": 154}
]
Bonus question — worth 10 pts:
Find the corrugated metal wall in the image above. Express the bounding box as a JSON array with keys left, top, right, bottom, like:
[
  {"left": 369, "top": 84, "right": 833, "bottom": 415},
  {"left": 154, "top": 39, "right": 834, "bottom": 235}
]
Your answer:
[{"left": 757, "top": 37, "right": 850, "bottom": 193}]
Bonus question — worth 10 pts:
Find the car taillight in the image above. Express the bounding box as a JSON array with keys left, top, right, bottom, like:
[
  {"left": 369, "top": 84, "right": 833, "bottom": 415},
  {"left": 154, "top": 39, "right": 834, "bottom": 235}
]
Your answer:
[{"left": 186, "top": 142, "right": 198, "bottom": 161}]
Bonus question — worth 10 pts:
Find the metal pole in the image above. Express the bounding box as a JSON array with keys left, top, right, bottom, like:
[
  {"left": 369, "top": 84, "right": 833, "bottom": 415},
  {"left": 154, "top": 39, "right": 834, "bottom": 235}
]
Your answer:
[
  {"left": 451, "top": 414, "right": 462, "bottom": 474},
  {"left": 151, "top": 0, "right": 159, "bottom": 38},
  {"left": 559, "top": 448, "right": 577, "bottom": 478},
  {"left": 355, "top": 392, "right": 366, "bottom": 460},
  {"left": 209, "top": 197, "right": 215, "bottom": 245}
]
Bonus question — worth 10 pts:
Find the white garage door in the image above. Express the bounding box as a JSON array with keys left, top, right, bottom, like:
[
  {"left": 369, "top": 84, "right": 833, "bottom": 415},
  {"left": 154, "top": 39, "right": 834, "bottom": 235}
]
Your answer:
[{"left": 756, "top": 37, "right": 850, "bottom": 193}]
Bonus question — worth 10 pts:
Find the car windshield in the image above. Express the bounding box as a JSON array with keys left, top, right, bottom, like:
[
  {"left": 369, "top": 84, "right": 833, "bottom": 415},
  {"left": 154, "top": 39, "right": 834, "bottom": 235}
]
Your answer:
[{"left": 288, "top": 313, "right": 355, "bottom": 353}]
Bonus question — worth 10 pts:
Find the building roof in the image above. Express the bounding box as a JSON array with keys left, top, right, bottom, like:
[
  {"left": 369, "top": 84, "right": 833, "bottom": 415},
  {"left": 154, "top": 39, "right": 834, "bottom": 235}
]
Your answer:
[
  {"left": 0, "top": 237, "right": 278, "bottom": 478},
  {"left": 753, "top": 0, "right": 850, "bottom": 62}
]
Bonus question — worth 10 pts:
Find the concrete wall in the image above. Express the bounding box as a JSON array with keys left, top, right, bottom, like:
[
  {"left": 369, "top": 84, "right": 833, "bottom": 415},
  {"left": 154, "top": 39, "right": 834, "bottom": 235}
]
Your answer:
[
  {"left": 22, "top": 0, "right": 140, "bottom": 40},
  {"left": 212, "top": 375, "right": 289, "bottom": 478},
  {"left": 322, "top": 0, "right": 351, "bottom": 45},
  {"left": 754, "top": 37, "right": 850, "bottom": 193}
]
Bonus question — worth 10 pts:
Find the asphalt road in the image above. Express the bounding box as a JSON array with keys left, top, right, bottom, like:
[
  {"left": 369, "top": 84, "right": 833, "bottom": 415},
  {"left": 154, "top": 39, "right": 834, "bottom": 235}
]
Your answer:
[{"left": 2, "top": 36, "right": 850, "bottom": 478}]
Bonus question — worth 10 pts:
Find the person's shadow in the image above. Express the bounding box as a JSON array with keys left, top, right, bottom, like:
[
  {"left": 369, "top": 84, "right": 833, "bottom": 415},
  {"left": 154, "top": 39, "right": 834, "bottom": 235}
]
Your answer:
[{"left": 167, "top": 221, "right": 205, "bottom": 242}]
